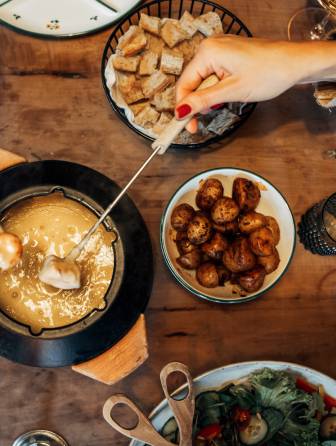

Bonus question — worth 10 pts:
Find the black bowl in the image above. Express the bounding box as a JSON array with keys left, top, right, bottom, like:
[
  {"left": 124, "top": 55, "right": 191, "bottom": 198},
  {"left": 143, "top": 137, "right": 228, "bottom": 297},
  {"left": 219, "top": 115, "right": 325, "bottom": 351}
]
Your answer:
[
  {"left": 101, "top": 0, "right": 256, "bottom": 150},
  {"left": 0, "top": 161, "right": 153, "bottom": 367}
]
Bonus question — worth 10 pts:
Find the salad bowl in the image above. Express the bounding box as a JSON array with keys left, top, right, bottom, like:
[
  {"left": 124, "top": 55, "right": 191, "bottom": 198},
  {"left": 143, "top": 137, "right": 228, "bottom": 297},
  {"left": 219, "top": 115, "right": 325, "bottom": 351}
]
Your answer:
[{"left": 130, "top": 360, "right": 336, "bottom": 446}]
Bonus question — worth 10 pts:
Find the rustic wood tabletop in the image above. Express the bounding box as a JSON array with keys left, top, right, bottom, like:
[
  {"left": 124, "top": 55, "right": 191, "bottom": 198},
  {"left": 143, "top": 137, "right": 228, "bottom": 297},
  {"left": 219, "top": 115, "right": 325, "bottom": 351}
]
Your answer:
[{"left": 0, "top": 0, "right": 335, "bottom": 445}]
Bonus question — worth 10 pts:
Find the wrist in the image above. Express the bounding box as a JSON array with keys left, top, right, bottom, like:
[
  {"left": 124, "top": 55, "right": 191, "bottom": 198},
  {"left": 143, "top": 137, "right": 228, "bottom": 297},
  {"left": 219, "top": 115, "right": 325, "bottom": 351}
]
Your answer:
[{"left": 290, "top": 41, "right": 336, "bottom": 84}]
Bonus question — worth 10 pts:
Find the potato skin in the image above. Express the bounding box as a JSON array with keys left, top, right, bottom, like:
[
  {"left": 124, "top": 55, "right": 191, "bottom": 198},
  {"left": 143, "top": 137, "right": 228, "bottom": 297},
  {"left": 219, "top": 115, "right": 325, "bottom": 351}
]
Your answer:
[
  {"left": 232, "top": 178, "right": 261, "bottom": 212},
  {"left": 176, "top": 237, "right": 197, "bottom": 255},
  {"left": 196, "top": 262, "right": 219, "bottom": 288},
  {"left": 187, "top": 213, "right": 212, "bottom": 245},
  {"left": 171, "top": 203, "right": 195, "bottom": 232},
  {"left": 223, "top": 238, "right": 256, "bottom": 273},
  {"left": 196, "top": 179, "right": 224, "bottom": 211},
  {"left": 249, "top": 227, "right": 275, "bottom": 257},
  {"left": 258, "top": 248, "right": 280, "bottom": 274},
  {"left": 239, "top": 211, "right": 266, "bottom": 234},
  {"left": 177, "top": 249, "right": 201, "bottom": 270},
  {"left": 211, "top": 197, "right": 240, "bottom": 224},
  {"left": 216, "top": 265, "right": 231, "bottom": 285},
  {"left": 265, "top": 216, "right": 280, "bottom": 245},
  {"left": 201, "top": 232, "right": 229, "bottom": 261},
  {"left": 238, "top": 265, "right": 266, "bottom": 292},
  {"left": 213, "top": 220, "right": 239, "bottom": 235}
]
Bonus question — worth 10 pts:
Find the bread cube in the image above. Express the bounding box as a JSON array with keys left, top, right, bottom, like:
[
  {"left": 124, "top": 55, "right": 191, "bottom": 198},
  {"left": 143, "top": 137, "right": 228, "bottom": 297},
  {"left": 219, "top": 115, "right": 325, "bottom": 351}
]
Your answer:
[
  {"left": 139, "top": 51, "right": 159, "bottom": 76},
  {"left": 112, "top": 55, "right": 140, "bottom": 72},
  {"left": 139, "top": 13, "right": 161, "bottom": 36},
  {"left": 194, "top": 12, "right": 223, "bottom": 36},
  {"left": 161, "top": 49, "right": 184, "bottom": 75}
]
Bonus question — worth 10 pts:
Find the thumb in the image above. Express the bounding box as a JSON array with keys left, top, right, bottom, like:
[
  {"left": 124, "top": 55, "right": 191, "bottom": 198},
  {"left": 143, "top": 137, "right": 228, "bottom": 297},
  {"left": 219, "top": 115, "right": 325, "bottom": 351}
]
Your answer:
[{"left": 175, "top": 76, "right": 239, "bottom": 120}]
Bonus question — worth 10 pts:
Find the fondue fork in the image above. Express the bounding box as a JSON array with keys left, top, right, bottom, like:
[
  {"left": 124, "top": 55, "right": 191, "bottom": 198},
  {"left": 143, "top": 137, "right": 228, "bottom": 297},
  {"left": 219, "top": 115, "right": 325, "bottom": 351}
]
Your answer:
[
  {"left": 103, "top": 362, "right": 195, "bottom": 446},
  {"left": 39, "top": 75, "right": 219, "bottom": 290}
]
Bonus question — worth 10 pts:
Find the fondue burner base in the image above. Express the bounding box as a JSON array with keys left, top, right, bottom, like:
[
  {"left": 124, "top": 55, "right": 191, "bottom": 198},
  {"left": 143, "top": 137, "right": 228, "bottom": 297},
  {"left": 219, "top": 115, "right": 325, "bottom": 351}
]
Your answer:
[{"left": 0, "top": 158, "right": 153, "bottom": 370}]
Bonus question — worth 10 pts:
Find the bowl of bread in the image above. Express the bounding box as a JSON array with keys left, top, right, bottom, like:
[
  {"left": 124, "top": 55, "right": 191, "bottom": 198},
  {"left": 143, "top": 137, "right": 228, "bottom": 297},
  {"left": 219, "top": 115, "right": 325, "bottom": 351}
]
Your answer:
[{"left": 102, "top": 0, "right": 256, "bottom": 149}]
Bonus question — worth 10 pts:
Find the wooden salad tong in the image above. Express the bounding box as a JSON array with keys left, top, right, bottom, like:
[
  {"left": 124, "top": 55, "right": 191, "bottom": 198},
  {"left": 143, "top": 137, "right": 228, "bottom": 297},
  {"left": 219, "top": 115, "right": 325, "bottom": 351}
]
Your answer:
[{"left": 103, "top": 362, "right": 195, "bottom": 446}]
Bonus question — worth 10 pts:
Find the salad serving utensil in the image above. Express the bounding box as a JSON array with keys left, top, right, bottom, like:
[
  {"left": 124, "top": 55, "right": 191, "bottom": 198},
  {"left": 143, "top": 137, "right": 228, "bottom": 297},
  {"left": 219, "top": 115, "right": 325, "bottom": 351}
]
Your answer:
[
  {"left": 38, "top": 75, "right": 219, "bottom": 290},
  {"left": 103, "top": 362, "right": 195, "bottom": 446}
]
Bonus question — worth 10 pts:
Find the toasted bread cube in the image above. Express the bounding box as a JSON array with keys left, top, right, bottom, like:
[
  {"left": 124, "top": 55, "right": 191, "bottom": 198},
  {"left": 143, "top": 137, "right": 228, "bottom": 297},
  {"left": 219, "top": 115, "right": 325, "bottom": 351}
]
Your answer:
[
  {"left": 145, "top": 32, "right": 165, "bottom": 55},
  {"left": 139, "top": 51, "right": 159, "bottom": 76},
  {"left": 134, "top": 105, "right": 160, "bottom": 128},
  {"left": 161, "top": 19, "right": 189, "bottom": 48},
  {"left": 139, "top": 13, "right": 161, "bottom": 36},
  {"left": 112, "top": 55, "right": 140, "bottom": 72},
  {"left": 117, "top": 25, "right": 147, "bottom": 56},
  {"left": 117, "top": 73, "right": 145, "bottom": 104},
  {"left": 141, "top": 70, "right": 172, "bottom": 98},
  {"left": 161, "top": 49, "right": 184, "bottom": 75},
  {"left": 194, "top": 12, "right": 223, "bottom": 37},
  {"left": 151, "top": 85, "right": 176, "bottom": 112},
  {"left": 174, "top": 31, "right": 204, "bottom": 63},
  {"left": 180, "top": 11, "right": 198, "bottom": 38},
  {"left": 153, "top": 111, "right": 174, "bottom": 135},
  {"left": 130, "top": 101, "right": 150, "bottom": 116}
]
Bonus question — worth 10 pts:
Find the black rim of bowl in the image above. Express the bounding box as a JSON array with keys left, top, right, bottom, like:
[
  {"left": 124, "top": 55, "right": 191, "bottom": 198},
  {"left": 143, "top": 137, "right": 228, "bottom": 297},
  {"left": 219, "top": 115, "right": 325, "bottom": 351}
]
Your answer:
[
  {"left": 101, "top": 0, "right": 257, "bottom": 150},
  {"left": 160, "top": 167, "right": 296, "bottom": 304},
  {"left": 0, "top": 160, "right": 153, "bottom": 367}
]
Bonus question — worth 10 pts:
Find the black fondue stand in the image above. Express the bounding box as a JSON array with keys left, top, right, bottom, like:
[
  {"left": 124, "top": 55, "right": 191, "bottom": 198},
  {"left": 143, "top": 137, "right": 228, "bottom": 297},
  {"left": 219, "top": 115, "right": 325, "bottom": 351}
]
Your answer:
[{"left": 0, "top": 149, "right": 153, "bottom": 385}]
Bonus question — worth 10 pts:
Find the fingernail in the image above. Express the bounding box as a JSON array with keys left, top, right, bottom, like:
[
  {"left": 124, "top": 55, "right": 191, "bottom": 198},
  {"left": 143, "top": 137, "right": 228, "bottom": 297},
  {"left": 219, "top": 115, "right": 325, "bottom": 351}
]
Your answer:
[
  {"left": 176, "top": 104, "right": 192, "bottom": 119},
  {"left": 211, "top": 103, "right": 224, "bottom": 110}
]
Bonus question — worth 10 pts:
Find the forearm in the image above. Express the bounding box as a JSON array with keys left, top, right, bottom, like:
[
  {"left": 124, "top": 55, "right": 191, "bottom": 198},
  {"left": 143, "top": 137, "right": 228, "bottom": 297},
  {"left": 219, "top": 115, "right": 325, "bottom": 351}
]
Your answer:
[{"left": 292, "top": 41, "right": 336, "bottom": 84}]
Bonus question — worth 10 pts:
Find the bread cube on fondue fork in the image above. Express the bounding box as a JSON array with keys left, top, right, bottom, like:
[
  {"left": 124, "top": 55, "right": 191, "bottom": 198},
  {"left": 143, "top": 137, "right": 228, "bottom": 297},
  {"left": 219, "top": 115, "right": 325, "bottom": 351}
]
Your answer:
[{"left": 0, "top": 225, "right": 23, "bottom": 271}]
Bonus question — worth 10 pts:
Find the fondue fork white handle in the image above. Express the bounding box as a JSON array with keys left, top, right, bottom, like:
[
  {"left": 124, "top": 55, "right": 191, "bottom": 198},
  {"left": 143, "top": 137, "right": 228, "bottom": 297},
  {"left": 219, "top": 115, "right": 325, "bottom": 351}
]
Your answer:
[{"left": 152, "top": 74, "right": 220, "bottom": 155}]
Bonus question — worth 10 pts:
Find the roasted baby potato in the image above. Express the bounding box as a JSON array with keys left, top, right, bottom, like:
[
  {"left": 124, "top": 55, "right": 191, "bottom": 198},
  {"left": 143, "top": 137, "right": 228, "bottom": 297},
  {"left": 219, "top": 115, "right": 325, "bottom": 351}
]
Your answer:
[
  {"left": 238, "top": 265, "right": 266, "bottom": 292},
  {"left": 213, "top": 220, "right": 239, "bottom": 235},
  {"left": 265, "top": 216, "right": 280, "bottom": 245},
  {"left": 238, "top": 211, "right": 267, "bottom": 234},
  {"left": 216, "top": 264, "right": 231, "bottom": 285},
  {"left": 187, "top": 212, "right": 212, "bottom": 245},
  {"left": 258, "top": 248, "right": 280, "bottom": 274},
  {"left": 196, "top": 178, "right": 224, "bottom": 211},
  {"left": 196, "top": 262, "right": 219, "bottom": 288},
  {"left": 177, "top": 237, "right": 197, "bottom": 255},
  {"left": 177, "top": 249, "right": 201, "bottom": 270},
  {"left": 171, "top": 203, "right": 195, "bottom": 232},
  {"left": 211, "top": 197, "right": 239, "bottom": 224},
  {"left": 223, "top": 237, "right": 256, "bottom": 273},
  {"left": 201, "top": 232, "right": 228, "bottom": 261},
  {"left": 249, "top": 227, "right": 275, "bottom": 257},
  {"left": 232, "top": 178, "right": 261, "bottom": 212}
]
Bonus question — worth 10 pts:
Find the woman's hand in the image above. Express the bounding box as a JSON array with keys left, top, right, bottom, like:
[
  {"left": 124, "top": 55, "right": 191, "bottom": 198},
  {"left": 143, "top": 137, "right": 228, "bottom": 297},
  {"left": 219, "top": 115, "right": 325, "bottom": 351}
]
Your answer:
[{"left": 175, "top": 35, "right": 336, "bottom": 133}]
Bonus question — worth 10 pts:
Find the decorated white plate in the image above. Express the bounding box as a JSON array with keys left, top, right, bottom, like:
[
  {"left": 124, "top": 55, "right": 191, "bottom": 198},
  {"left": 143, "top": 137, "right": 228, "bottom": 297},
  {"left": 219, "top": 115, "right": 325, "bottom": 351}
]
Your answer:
[
  {"left": 130, "top": 360, "right": 336, "bottom": 446},
  {"left": 0, "top": 0, "right": 141, "bottom": 38},
  {"left": 160, "top": 168, "right": 296, "bottom": 304}
]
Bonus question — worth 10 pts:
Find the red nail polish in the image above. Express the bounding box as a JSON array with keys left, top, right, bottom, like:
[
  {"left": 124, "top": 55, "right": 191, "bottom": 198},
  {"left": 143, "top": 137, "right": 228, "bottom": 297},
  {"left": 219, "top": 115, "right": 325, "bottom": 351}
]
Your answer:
[
  {"left": 211, "top": 103, "right": 224, "bottom": 110},
  {"left": 176, "top": 104, "right": 192, "bottom": 119}
]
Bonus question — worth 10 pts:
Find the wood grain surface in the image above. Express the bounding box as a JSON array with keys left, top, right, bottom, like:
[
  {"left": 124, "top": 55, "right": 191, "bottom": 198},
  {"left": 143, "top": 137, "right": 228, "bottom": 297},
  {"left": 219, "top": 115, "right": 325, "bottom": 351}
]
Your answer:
[{"left": 0, "top": 0, "right": 335, "bottom": 445}]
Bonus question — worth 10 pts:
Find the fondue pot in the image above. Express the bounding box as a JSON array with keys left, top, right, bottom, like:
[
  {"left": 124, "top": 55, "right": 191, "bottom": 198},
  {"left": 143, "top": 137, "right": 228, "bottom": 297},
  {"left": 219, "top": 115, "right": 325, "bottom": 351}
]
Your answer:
[{"left": 0, "top": 160, "right": 153, "bottom": 367}]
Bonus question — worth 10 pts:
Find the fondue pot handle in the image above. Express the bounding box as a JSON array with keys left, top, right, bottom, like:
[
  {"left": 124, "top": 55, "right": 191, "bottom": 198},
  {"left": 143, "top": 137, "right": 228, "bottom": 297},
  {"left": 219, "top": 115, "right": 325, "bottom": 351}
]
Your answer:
[
  {"left": 103, "top": 394, "right": 173, "bottom": 446},
  {"left": 160, "top": 362, "right": 195, "bottom": 446},
  {"left": 151, "top": 74, "right": 220, "bottom": 155}
]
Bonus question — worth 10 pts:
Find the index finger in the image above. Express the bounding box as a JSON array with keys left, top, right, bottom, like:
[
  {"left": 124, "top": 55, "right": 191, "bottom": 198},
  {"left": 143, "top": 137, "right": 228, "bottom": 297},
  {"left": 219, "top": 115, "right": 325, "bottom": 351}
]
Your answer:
[{"left": 176, "top": 51, "right": 214, "bottom": 103}]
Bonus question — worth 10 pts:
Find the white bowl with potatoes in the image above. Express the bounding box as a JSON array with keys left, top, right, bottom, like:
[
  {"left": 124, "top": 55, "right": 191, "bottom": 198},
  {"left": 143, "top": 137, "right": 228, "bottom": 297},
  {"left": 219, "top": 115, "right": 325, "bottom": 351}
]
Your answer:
[{"left": 160, "top": 168, "right": 296, "bottom": 304}]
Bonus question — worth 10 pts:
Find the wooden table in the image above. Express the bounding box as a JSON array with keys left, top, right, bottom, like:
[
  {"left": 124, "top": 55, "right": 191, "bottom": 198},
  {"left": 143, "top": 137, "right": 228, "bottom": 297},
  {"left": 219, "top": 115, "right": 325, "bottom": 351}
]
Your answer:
[{"left": 0, "top": 0, "right": 335, "bottom": 444}]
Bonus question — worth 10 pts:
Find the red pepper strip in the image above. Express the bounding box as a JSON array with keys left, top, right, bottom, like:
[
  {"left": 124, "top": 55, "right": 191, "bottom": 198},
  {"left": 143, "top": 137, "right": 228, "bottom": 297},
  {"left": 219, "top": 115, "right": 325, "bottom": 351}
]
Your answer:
[
  {"left": 324, "top": 394, "right": 336, "bottom": 410},
  {"left": 233, "top": 407, "right": 251, "bottom": 431},
  {"left": 197, "top": 424, "right": 221, "bottom": 440},
  {"left": 296, "top": 377, "right": 318, "bottom": 394}
]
